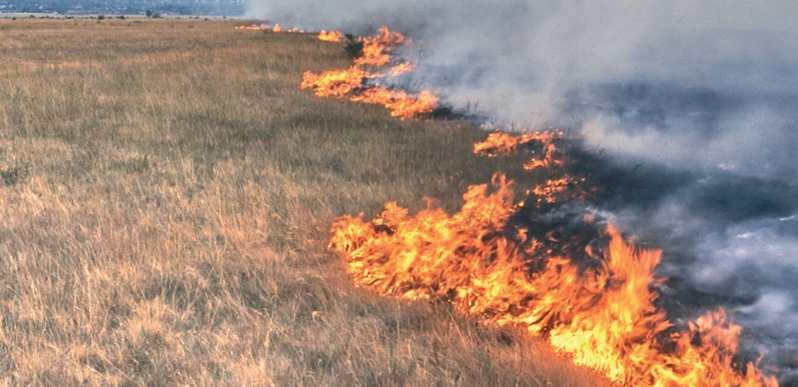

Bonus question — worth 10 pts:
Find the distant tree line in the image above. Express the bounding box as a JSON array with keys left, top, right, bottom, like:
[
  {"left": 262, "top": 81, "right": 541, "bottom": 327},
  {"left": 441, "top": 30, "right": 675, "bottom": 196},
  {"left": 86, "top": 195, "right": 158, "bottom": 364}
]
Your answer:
[{"left": 0, "top": 1, "right": 246, "bottom": 16}]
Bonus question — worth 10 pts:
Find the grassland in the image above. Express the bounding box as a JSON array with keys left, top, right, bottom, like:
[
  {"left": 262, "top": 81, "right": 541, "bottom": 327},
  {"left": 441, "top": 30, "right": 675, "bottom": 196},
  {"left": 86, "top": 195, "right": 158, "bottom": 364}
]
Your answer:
[{"left": 0, "top": 18, "right": 606, "bottom": 386}]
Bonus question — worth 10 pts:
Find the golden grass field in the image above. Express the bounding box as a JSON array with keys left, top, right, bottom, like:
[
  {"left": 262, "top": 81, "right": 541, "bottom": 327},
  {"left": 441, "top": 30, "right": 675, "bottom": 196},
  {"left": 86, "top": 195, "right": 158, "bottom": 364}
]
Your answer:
[{"left": 0, "top": 18, "right": 607, "bottom": 386}]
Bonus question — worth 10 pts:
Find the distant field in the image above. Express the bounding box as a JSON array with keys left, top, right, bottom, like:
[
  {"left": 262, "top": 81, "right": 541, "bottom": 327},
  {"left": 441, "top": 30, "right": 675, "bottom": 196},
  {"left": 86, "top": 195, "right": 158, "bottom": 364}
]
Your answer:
[{"left": 0, "top": 19, "right": 606, "bottom": 386}]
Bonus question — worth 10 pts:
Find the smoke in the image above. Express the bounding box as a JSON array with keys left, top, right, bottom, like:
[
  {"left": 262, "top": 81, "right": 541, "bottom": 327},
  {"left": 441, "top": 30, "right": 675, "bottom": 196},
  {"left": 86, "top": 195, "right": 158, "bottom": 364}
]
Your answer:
[
  {"left": 249, "top": 0, "right": 798, "bottom": 177},
  {"left": 248, "top": 0, "right": 798, "bottom": 379},
  {"left": 645, "top": 183, "right": 798, "bottom": 378}
]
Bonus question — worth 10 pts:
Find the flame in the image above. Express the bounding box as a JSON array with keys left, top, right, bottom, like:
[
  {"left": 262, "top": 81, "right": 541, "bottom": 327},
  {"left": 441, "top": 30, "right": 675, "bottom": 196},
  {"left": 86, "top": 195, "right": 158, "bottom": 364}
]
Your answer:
[
  {"left": 301, "top": 68, "right": 367, "bottom": 98},
  {"left": 329, "top": 129, "right": 778, "bottom": 386},
  {"left": 318, "top": 30, "right": 344, "bottom": 42},
  {"left": 234, "top": 23, "right": 270, "bottom": 31},
  {"left": 295, "top": 22, "right": 779, "bottom": 384},
  {"left": 474, "top": 130, "right": 565, "bottom": 171},
  {"left": 530, "top": 177, "right": 586, "bottom": 204},
  {"left": 386, "top": 62, "right": 416, "bottom": 77},
  {"left": 353, "top": 26, "right": 409, "bottom": 67},
  {"left": 351, "top": 88, "right": 439, "bottom": 119},
  {"left": 473, "top": 131, "right": 558, "bottom": 156},
  {"left": 234, "top": 23, "right": 303, "bottom": 33},
  {"left": 300, "top": 26, "right": 437, "bottom": 120}
]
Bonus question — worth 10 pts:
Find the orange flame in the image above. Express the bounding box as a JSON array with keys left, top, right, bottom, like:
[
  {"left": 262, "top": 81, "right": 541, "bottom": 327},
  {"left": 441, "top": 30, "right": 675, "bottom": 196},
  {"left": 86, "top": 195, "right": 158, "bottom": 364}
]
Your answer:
[
  {"left": 300, "top": 26, "right": 437, "bottom": 120},
  {"left": 318, "top": 30, "right": 344, "bottom": 42},
  {"left": 329, "top": 129, "right": 778, "bottom": 386},
  {"left": 353, "top": 26, "right": 409, "bottom": 67},
  {"left": 301, "top": 68, "right": 367, "bottom": 98},
  {"left": 530, "top": 177, "right": 585, "bottom": 204},
  {"left": 386, "top": 62, "right": 416, "bottom": 77},
  {"left": 351, "top": 88, "right": 439, "bottom": 119},
  {"left": 474, "top": 130, "right": 565, "bottom": 171}
]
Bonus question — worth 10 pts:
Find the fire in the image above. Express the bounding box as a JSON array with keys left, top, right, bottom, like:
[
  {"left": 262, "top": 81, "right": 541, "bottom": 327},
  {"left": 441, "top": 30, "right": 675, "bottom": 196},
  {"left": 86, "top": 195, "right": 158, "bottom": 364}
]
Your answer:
[
  {"left": 473, "top": 130, "right": 565, "bottom": 171},
  {"left": 300, "top": 68, "right": 367, "bottom": 98},
  {"left": 386, "top": 62, "right": 415, "bottom": 77},
  {"left": 318, "top": 30, "right": 344, "bottom": 42},
  {"left": 353, "top": 26, "right": 409, "bottom": 67},
  {"left": 531, "top": 177, "right": 585, "bottom": 204},
  {"left": 351, "top": 88, "right": 439, "bottom": 120},
  {"left": 330, "top": 130, "right": 778, "bottom": 386},
  {"left": 234, "top": 23, "right": 270, "bottom": 31},
  {"left": 300, "top": 26, "right": 437, "bottom": 120},
  {"left": 234, "top": 23, "right": 305, "bottom": 33},
  {"left": 234, "top": 23, "right": 303, "bottom": 33},
  {"left": 473, "top": 131, "right": 559, "bottom": 157}
]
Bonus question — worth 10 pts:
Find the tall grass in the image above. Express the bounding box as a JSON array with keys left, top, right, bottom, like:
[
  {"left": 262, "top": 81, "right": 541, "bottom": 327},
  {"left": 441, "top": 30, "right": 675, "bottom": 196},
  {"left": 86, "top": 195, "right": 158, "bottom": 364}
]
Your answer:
[{"left": 0, "top": 18, "right": 606, "bottom": 386}]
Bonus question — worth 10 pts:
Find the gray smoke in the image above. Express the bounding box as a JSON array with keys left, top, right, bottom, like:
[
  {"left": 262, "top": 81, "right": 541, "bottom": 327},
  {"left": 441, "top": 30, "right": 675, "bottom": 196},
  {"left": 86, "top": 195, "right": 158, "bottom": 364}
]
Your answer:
[
  {"left": 248, "top": 0, "right": 798, "bottom": 380},
  {"left": 248, "top": 0, "right": 798, "bottom": 178}
]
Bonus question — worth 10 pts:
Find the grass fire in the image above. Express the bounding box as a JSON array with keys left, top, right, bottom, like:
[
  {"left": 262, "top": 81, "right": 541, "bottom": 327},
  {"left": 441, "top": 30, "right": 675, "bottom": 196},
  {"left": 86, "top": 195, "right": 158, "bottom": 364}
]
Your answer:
[
  {"left": 2, "top": 2, "right": 796, "bottom": 385},
  {"left": 306, "top": 21, "right": 782, "bottom": 387},
  {"left": 329, "top": 130, "right": 777, "bottom": 386},
  {"left": 0, "top": 17, "right": 606, "bottom": 386},
  {"left": 300, "top": 26, "right": 439, "bottom": 120}
]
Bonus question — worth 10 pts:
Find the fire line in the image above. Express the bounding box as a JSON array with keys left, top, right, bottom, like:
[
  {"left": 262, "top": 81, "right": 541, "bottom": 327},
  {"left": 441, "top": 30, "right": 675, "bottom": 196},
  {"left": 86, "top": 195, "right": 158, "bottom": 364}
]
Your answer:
[
  {"left": 300, "top": 26, "right": 439, "bottom": 120},
  {"left": 291, "top": 25, "right": 780, "bottom": 386}
]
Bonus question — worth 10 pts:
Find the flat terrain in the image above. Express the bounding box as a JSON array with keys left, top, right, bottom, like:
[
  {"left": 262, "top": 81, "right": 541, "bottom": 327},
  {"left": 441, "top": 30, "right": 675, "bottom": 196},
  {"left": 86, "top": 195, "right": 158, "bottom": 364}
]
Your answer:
[{"left": 0, "top": 19, "right": 606, "bottom": 386}]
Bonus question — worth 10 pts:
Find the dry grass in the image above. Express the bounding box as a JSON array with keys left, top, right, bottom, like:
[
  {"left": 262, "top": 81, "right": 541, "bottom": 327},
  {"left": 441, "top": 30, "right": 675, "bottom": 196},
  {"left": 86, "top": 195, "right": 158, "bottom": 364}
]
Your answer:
[{"left": 0, "top": 18, "right": 608, "bottom": 386}]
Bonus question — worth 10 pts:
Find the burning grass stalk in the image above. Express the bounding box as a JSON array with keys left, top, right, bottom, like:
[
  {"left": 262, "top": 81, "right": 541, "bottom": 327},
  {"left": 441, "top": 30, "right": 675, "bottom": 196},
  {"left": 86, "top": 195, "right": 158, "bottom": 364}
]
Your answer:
[
  {"left": 330, "top": 130, "right": 778, "bottom": 386},
  {"left": 299, "top": 26, "right": 439, "bottom": 120}
]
